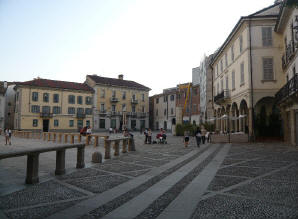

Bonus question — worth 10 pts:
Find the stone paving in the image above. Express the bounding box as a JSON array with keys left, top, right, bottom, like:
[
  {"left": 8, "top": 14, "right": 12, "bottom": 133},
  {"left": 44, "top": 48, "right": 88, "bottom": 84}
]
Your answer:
[{"left": 0, "top": 134, "right": 297, "bottom": 219}]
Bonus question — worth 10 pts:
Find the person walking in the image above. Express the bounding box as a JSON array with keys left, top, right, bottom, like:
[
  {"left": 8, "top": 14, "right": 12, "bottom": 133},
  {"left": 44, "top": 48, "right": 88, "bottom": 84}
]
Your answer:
[
  {"left": 195, "top": 128, "right": 202, "bottom": 147},
  {"left": 144, "top": 128, "right": 148, "bottom": 144},
  {"left": 201, "top": 127, "right": 206, "bottom": 144},
  {"left": 8, "top": 129, "right": 12, "bottom": 145},
  {"left": 5, "top": 129, "right": 10, "bottom": 145},
  {"left": 184, "top": 130, "right": 190, "bottom": 148},
  {"left": 147, "top": 129, "right": 152, "bottom": 144}
]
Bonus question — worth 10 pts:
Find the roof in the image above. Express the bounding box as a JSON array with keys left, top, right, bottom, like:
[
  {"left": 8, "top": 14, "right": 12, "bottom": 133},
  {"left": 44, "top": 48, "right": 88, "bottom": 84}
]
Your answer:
[
  {"left": 17, "top": 78, "right": 94, "bottom": 92},
  {"left": 210, "top": 3, "right": 280, "bottom": 65},
  {"left": 87, "top": 75, "right": 151, "bottom": 91}
]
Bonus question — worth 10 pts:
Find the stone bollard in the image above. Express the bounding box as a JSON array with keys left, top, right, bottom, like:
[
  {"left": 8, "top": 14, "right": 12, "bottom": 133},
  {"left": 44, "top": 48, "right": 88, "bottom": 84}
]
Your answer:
[
  {"left": 114, "top": 140, "right": 120, "bottom": 156},
  {"left": 122, "top": 139, "right": 127, "bottom": 153},
  {"left": 92, "top": 152, "right": 102, "bottom": 163},
  {"left": 128, "top": 138, "right": 136, "bottom": 151},
  {"left": 104, "top": 140, "right": 111, "bottom": 159}
]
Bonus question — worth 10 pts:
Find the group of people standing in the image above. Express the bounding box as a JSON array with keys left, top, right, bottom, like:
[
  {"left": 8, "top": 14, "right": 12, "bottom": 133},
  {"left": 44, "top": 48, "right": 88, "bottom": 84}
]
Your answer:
[
  {"left": 143, "top": 128, "right": 152, "bottom": 144},
  {"left": 184, "top": 126, "right": 210, "bottom": 148}
]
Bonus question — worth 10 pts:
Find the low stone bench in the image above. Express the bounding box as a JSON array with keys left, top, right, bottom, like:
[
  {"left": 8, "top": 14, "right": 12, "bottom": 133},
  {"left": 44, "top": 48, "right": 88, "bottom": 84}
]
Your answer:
[
  {"left": 104, "top": 137, "right": 136, "bottom": 159},
  {"left": 85, "top": 134, "right": 109, "bottom": 147},
  {"left": 0, "top": 143, "right": 85, "bottom": 184}
]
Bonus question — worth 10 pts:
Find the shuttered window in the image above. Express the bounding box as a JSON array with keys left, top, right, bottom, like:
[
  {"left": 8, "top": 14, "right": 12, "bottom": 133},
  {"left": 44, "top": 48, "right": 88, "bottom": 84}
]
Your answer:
[
  {"left": 240, "top": 62, "right": 244, "bottom": 84},
  {"left": 226, "top": 76, "right": 229, "bottom": 90},
  {"left": 262, "top": 27, "right": 272, "bottom": 47},
  {"left": 239, "top": 35, "right": 243, "bottom": 53},
  {"left": 220, "top": 60, "right": 223, "bottom": 73},
  {"left": 231, "top": 45, "right": 234, "bottom": 62},
  {"left": 225, "top": 53, "right": 228, "bottom": 68},
  {"left": 263, "top": 58, "right": 274, "bottom": 80}
]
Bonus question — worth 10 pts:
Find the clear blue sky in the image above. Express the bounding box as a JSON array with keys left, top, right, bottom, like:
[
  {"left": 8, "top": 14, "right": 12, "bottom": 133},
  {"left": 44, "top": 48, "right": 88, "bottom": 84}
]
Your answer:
[{"left": 0, "top": 0, "right": 275, "bottom": 95}]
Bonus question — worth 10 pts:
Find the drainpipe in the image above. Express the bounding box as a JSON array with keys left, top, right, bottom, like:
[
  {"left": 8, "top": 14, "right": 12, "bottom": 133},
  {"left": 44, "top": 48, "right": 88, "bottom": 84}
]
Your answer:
[{"left": 249, "top": 18, "right": 255, "bottom": 141}]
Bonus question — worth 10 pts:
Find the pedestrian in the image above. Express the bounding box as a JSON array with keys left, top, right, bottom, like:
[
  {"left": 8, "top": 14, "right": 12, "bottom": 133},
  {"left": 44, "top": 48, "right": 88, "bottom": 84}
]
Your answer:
[
  {"left": 147, "top": 129, "right": 152, "bottom": 144},
  {"left": 8, "top": 129, "right": 12, "bottom": 145},
  {"left": 109, "top": 127, "right": 113, "bottom": 134},
  {"left": 5, "top": 129, "right": 10, "bottom": 145},
  {"left": 206, "top": 131, "right": 210, "bottom": 143},
  {"left": 195, "top": 128, "right": 202, "bottom": 147},
  {"left": 184, "top": 130, "right": 190, "bottom": 148},
  {"left": 201, "top": 127, "right": 206, "bottom": 144},
  {"left": 144, "top": 128, "right": 148, "bottom": 144}
]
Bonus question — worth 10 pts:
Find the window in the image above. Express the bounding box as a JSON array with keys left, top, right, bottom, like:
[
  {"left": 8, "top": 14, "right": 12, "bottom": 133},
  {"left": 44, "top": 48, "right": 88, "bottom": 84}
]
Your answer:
[
  {"left": 33, "top": 119, "right": 38, "bottom": 127},
  {"left": 112, "top": 105, "right": 116, "bottom": 112},
  {"left": 232, "top": 71, "right": 235, "bottom": 90},
  {"left": 262, "top": 27, "right": 272, "bottom": 47},
  {"left": 226, "top": 76, "right": 229, "bottom": 90},
  {"left": 53, "top": 94, "right": 59, "bottom": 103},
  {"left": 68, "top": 107, "right": 75, "bottom": 114},
  {"left": 231, "top": 45, "right": 234, "bottom": 61},
  {"left": 86, "top": 120, "right": 90, "bottom": 127},
  {"left": 32, "top": 92, "right": 38, "bottom": 101},
  {"left": 239, "top": 35, "right": 243, "bottom": 53},
  {"left": 132, "top": 94, "right": 136, "bottom": 100},
  {"left": 101, "top": 89, "right": 105, "bottom": 98},
  {"left": 53, "top": 106, "right": 61, "bottom": 114},
  {"left": 54, "top": 120, "right": 59, "bottom": 127},
  {"left": 43, "top": 93, "right": 49, "bottom": 102},
  {"left": 164, "top": 109, "right": 167, "bottom": 116},
  {"left": 142, "top": 106, "right": 145, "bottom": 113},
  {"left": 142, "top": 94, "right": 145, "bottom": 102},
  {"left": 220, "top": 59, "right": 223, "bottom": 73},
  {"left": 69, "top": 120, "right": 74, "bottom": 127},
  {"left": 132, "top": 105, "right": 136, "bottom": 112},
  {"left": 122, "top": 91, "right": 126, "bottom": 100},
  {"left": 85, "top": 96, "right": 92, "bottom": 105},
  {"left": 170, "top": 95, "right": 175, "bottom": 101},
  {"left": 122, "top": 104, "right": 126, "bottom": 111},
  {"left": 163, "top": 96, "right": 168, "bottom": 102},
  {"left": 68, "top": 95, "right": 75, "bottom": 104},
  {"left": 171, "top": 108, "right": 174, "bottom": 115},
  {"left": 240, "top": 62, "right": 245, "bottom": 85},
  {"left": 156, "top": 110, "right": 158, "bottom": 116},
  {"left": 100, "top": 119, "right": 105, "bottom": 128},
  {"left": 42, "top": 106, "right": 50, "bottom": 113},
  {"left": 225, "top": 53, "right": 228, "bottom": 68},
  {"left": 216, "top": 64, "right": 219, "bottom": 77},
  {"left": 263, "top": 58, "right": 274, "bottom": 80},
  {"left": 156, "top": 98, "right": 159, "bottom": 104},
  {"left": 77, "top": 96, "right": 83, "bottom": 104},
  {"left": 85, "top": 108, "right": 92, "bottom": 115},
  {"left": 31, "top": 105, "right": 40, "bottom": 113},
  {"left": 100, "top": 103, "right": 105, "bottom": 112},
  {"left": 112, "top": 90, "right": 116, "bottom": 98},
  {"left": 77, "top": 108, "right": 84, "bottom": 114}
]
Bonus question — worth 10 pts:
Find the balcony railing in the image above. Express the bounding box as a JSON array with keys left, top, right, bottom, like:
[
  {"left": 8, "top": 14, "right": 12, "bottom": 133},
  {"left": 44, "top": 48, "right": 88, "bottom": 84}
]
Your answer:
[
  {"left": 131, "top": 99, "right": 138, "bottom": 104},
  {"left": 214, "top": 89, "right": 230, "bottom": 104},
  {"left": 110, "top": 97, "right": 119, "bottom": 102},
  {"left": 127, "top": 112, "right": 137, "bottom": 117},
  {"left": 138, "top": 112, "right": 147, "bottom": 118},
  {"left": 76, "top": 113, "right": 86, "bottom": 119},
  {"left": 40, "top": 112, "right": 53, "bottom": 118},
  {"left": 109, "top": 111, "right": 121, "bottom": 116},
  {"left": 282, "top": 40, "right": 296, "bottom": 69},
  {"left": 98, "top": 109, "right": 107, "bottom": 115},
  {"left": 275, "top": 74, "right": 298, "bottom": 104}
]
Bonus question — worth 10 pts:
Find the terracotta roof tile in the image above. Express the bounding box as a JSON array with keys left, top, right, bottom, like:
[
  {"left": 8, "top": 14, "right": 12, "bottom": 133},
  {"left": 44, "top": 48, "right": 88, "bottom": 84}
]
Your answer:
[
  {"left": 87, "top": 75, "right": 150, "bottom": 91},
  {"left": 18, "top": 78, "right": 94, "bottom": 92}
]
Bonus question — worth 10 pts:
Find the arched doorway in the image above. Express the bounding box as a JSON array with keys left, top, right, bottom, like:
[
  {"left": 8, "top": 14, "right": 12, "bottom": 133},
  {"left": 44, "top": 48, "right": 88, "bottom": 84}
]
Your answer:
[
  {"left": 231, "top": 102, "right": 239, "bottom": 132},
  {"left": 239, "top": 99, "right": 249, "bottom": 133},
  {"left": 254, "top": 97, "right": 282, "bottom": 140}
]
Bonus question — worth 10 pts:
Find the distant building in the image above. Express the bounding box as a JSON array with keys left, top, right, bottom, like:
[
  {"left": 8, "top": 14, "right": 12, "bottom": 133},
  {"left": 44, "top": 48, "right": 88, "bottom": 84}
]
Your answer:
[
  {"left": 85, "top": 74, "right": 150, "bottom": 131},
  {"left": 0, "top": 81, "right": 7, "bottom": 130},
  {"left": 4, "top": 83, "right": 16, "bottom": 129},
  {"left": 192, "top": 55, "right": 213, "bottom": 123},
  {"left": 14, "top": 78, "right": 94, "bottom": 132}
]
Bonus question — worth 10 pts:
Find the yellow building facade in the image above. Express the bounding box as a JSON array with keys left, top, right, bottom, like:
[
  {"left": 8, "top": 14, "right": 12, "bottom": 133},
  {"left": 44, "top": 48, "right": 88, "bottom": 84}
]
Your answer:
[
  {"left": 14, "top": 78, "right": 94, "bottom": 132},
  {"left": 211, "top": 3, "right": 284, "bottom": 140},
  {"left": 85, "top": 74, "right": 150, "bottom": 131}
]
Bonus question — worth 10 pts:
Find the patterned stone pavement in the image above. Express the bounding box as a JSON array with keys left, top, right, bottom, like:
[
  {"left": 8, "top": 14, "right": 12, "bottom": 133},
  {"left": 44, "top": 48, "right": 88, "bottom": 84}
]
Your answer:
[{"left": 0, "top": 134, "right": 297, "bottom": 219}]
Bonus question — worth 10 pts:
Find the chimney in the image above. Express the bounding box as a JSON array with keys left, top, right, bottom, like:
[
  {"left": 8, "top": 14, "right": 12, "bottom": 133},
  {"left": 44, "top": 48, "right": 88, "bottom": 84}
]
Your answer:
[
  {"left": 4, "top": 81, "right": 7, "bottom": 89},
  {"left": 118, "top": 74, "right": 124, "bottom": 80}
]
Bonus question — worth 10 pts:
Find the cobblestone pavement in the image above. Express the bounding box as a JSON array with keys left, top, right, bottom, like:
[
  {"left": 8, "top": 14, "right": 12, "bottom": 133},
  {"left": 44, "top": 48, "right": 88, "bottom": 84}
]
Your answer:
[{"left": 0, "top": 134, "right": 297, "bottom": 219}]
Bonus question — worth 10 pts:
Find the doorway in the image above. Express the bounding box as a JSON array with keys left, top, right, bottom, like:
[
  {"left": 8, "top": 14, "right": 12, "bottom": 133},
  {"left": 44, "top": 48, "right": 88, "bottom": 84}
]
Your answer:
[{"left": 43, "top": 119, "right": 49, "bottom": 132}]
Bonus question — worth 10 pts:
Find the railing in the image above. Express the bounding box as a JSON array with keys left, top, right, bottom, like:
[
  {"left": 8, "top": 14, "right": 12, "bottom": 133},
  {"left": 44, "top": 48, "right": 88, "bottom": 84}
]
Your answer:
[
  {"left": 127, "top": 112, "right": 137, "bottom": 117},
  {"left": 275, "top": 73, "right": 298, "bottom": 104},
  {"left": 138, "top": 112, "right": 147, "bottom": 118},
  {"left": 110, "top": 111, "right": 120, "bottom": 116},
  {"left": 98, "top": 109, "right": 107, "bottom": 115},
  {"left": 76, "top": 113, "right": 86, "bottom": 119},
  {"left": 40, "top": 112, "right": 53, "bottom": 118},
  {"left": 131, "top": 99, "right": 138, "bottom": 104},
  {"left": 282, "top": 40, "right": 296, "bottom": 69},
  {"left": 110, "top": 97, "right": 119, "bottom": 102},
  {"left": 214, "top": 89, "right": 230, "bottom": 104}
]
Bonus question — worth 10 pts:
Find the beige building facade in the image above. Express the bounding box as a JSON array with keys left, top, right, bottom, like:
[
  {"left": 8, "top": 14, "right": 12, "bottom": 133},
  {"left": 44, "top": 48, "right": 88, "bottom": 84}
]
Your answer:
[
  {"left": 14, "top": 78, "right": 94, "bottom": 132},
  {"left": 211, "top": 3, "right": 283, "bottom": 140},
  {"left": 85, "top": 74, "right": 150, "bottom": 131},
  {"left": 275, "top": 1, "right": 298, "bottom": 146}
]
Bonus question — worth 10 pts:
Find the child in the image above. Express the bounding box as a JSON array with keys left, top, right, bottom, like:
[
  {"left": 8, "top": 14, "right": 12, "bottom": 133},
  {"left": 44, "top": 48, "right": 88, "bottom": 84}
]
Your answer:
[{"left": 184, "top": 130, "right": 190, "bottom": 148}]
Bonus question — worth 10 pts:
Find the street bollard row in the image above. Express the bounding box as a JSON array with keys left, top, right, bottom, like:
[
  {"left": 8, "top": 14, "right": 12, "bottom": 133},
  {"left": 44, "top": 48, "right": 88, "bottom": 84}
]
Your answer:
[{"left": 104, "top": 137, "right": 136, "bottom": 159}]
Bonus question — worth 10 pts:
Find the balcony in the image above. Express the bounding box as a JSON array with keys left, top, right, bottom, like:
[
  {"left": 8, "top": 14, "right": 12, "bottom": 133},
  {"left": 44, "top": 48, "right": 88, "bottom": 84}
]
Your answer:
[
  {"left": 275, "top": 74, "right": 298, "bottom": 104},
  {"left": 98, "top": 109, "right": 107, "bottom": 115},
  {"left": 110, "top": 97, "right": 119, "bottom": 102},
  {"left": 138, "top": 112, "right": 147, "bottom": 118},
  {"left": 40, "top": 112, "right": 53, "bottom": 118},
  {"left": 128, "top": 112, "right": 137, "bottom": 117},
  {"left": 76, "top": 113, "right": 86, "bottom": 119},
  {"left": 214, "top": 90, "right": 230, "bottom": 104},
  {"left": 131, "top": 99, "right": 138, "bottom": 104},
  {"left": 282, "top": 40, "right": 296, "bottom": 70},
  {"left": 109, "top": 111, "right": 121, "bottom": 116}
]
